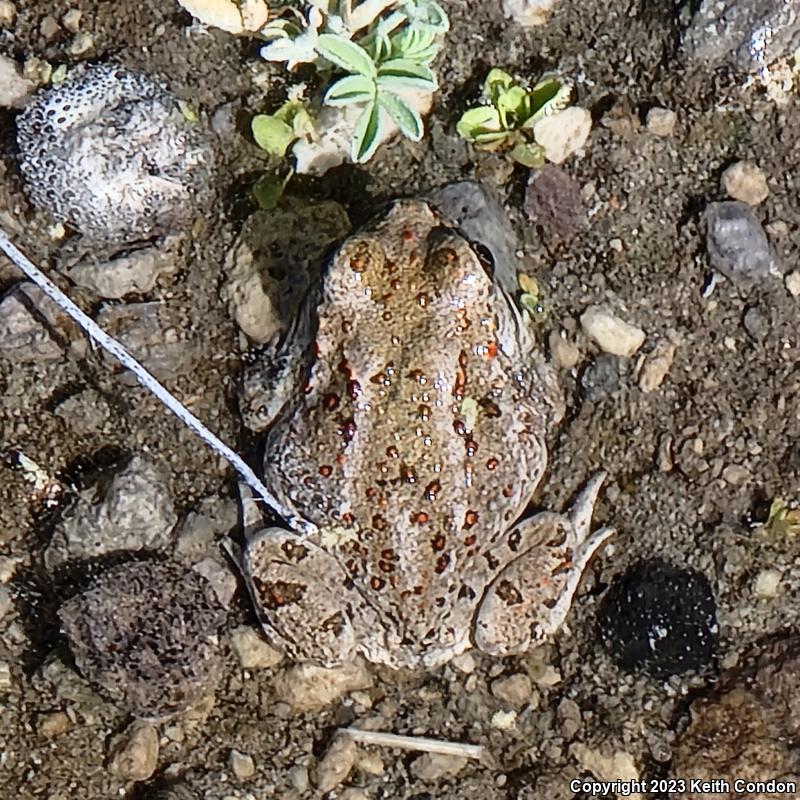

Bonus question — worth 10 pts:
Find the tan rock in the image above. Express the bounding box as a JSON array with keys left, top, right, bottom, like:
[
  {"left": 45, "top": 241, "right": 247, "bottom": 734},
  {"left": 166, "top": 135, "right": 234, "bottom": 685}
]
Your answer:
[
  {"left": 580, "top": 305, "right": 645, "bottom": 357},
  {"left": 722, "top": 161, "right": 769, "bottom": 206},
  {"left": 534, "top": 107, "right": 592, "bottom": 164},
  {"left": 272, "top": 660, "right": 372, "bottom": 712},
  {"left": 646, "top": 107, "right": 677, "bottom": 137},
  {"left": 107, "top": 722, "right": 159, "bottom": 782},
  {"left": 230, "top": 625, "right": 282, "bottom": 670}
]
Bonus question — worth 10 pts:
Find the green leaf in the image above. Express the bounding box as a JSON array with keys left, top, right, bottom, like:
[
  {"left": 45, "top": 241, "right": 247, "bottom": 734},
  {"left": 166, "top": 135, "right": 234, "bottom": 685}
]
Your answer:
[
  {"left": 455, "top": 105, "right": 502, "bottom": 140},
  {"left": 324, "top": 74, "right": 376, "bottom": 107},
  {"left": 252, "top": 172, "right": 291, "bottom": 210},
  {"left": 496, "top": 84, "right": 530, "bottom": 128},
  {"left": 316, "top": 33, "right": 376, "bottom": 77},
  {"left": 378, "top": 90, "right": 423, "bottom": 141},
  {"left": 484, "top": 68, "right": 515, "bottom": 104},
  {"left": 509, "top": 141, "right": 544, "bottom": 167},
  {"left": 377, "top": 59, "right": 437, "bottom": 91},
  {"left": 252, "top": 115, "right": 296, "bottom": 156},
  {"left": 177, "top": 100, "right": 199, "bottom": 124},
  {"left": 351, "top": 99, "right": 382, "bottom": 163},
  {"left": 523, "top": 77, "right": 571, "bottom": 127}
]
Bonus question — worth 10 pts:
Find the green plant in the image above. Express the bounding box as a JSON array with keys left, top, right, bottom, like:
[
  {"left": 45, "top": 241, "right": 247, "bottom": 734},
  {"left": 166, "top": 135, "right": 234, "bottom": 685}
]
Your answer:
[
  {"left": 258, "top": 0, "right": 449, "bottom": 163},
  {"left": 765, "top": 497, "right": 800, "bottom": 537},
  {"left": 456, "top": 69, "right": 572, "bottom": 167}
]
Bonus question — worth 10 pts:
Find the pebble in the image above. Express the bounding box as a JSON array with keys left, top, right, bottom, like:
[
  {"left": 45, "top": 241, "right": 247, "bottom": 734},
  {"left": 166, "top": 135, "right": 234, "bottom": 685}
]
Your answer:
[
  {"left": 581, "top": 357, "right": 621, "bottom": 403},
  {"left": 0, "top": 585, "right": 13, "bottom": 621},
  {"left": 646, "top": 107, "right": 677, "bottom": 137},
  {"left": 533, "top": 107, "right": 592, "bottom": 164},
  {"left": 411, "top": 753, "right": 469, "bottom": 780},
  {"left": 40, "top": 15, "right": 60, "bottom": 39},
  {"left": 558, "top": 697, "right": 583, "bottom": 739},
  {"left": 272, "top": 661, "right": 373, "bottom": 712},
  {"left": 753, "top": 569, "right": 781, "bottom": 598},
  {"left": 0, "top": 283, "right": 77, "bottom": 360},
  {"left": 491, "top": 673, "right": 534, "bottom": 708},
  {"left": 721, "top": 161, "right": 769, "bottom": 206},
  {"left": 177, "top": 0, "right": 268, "bottom": 34},
  {"left": 230, "top": 626, "right": 283, "bottom": 670},
  {"left": 638, "top": 340, "right": 676, "bottom": 393},
  {"left": 500, "top": 0, "right": 559, "bottom": 27},
  {"left": 191, "top": 557, "right": 237, "bottom": 608},
  {"left": 107, "top": 722, "right": 160, "bottom": 782},
  {"left": 230, "top": 749, "right": 255, "bottom": 781},
  {"left": 290, "top": 765, "right": 310, "bottom": 793},
  {"left": 0, "top": 1, "right": 16, "bottom": 26},
  {"left": 0, "top": 55, "right": 35, "bottom": 108},
  {"left": 580, "top": 305, "right": 645, "bottom": 357},
  {"left": 549, "top": 330, "right": 580, "bottom": 370},
  {"left": 314, "top": 732, "right": 357, "bottom": 794},
  {"left": 37, "top": 711, "right": 71, "bottom": 738},
  {"left": 0, "top": 660, "right": 12, "bottom": 692},
  {"left": 704, "top": 201, "right": 779, "bottom": 284},
  {"left": 490, "top": 709, "right": 517, "bottom": 730},
  {"left": 721, "top": 464, "right": 750, "bottom": 485},
  {"left": 572, "top": 745, "right": 640, "bottom": 789},
  {"left": 68, "top": 31, "right": 94, "bottom": 55},
  {"left": 175, "top": 495, "right": 238, "bottom": 559},
  {"left": 44, "top": 456, "right": 177, "bottom": 569},
  {"left": 450, "top": 652, "right": 476, "bottom": 674},
  {"left": 742, "top": 305, "right": 769, "bottom": 342},
  {"left": 54, "top": 389, "right": 111, "bottom": 433},
  {"left": 355, "top": 751, "right": 384, "bottom": 777},
  {"left": 524, "top": 165, "right": 587, "bottom": 240},
  {"left": 62, "top": 8, "right": 81, "bottom": 32},
  {"left": 64, "top": 245, "right": 179, "bottom": 299},
  {"left": 784, "top": 271, "right": 800, "bottom": 297}
]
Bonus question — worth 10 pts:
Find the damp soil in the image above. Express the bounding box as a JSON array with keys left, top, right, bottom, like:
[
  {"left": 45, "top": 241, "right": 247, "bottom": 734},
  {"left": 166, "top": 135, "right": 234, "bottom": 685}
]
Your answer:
[{"left": 1, "top": 1, "right": 799, "bottom": 798}]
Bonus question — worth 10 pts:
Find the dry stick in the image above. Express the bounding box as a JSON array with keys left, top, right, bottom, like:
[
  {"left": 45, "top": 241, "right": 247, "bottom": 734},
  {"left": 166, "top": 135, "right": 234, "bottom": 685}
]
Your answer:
[
  {"left": 0, "top": 226, "right": 307, "bottom": 529},
  {"left": 341, "top": 728, "right": 484, "bottom": 760}
]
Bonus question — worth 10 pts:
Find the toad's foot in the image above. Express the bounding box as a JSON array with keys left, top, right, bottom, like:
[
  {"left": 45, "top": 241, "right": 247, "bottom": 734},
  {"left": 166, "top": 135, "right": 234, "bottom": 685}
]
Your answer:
[{"left": 473, "top": 471, "right": 615, "bottom": 656}]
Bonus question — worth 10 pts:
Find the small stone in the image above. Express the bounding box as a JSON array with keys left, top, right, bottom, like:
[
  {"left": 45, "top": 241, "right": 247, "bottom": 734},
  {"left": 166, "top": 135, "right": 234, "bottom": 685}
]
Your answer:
[
  {"left": 742, "top": 305, "right": 769, "bottom": 342},
  {"left": 290, "top": 765, "right": 310, "bottom": 793},
  {"left": 0, "top": 54, "right": 36, "bottom": 109},
  {"left": 62, "top": 8, "right": 81, "bottom": 32},
  {"left": 0, "top": 283, "right": 75, "bottom": 360},
  {"left": 500, "top": 0, "right": 559, "bottom": 27},
  {"left": 704, "top": 201, "right": 779, "bottom": 284},
  {"left": 64, "top": 245, "right": 179, "bottom": 299},
  {"left": 549, "top": 330, "right": 580, "bottom": 370},
  {"left": 598, "top": 559, "right": 717, "bottom": 678},
  {"left": 108, "top": 722, "right": 159, "bottom": 782},
  {"left": 191, "top": 557, "right": 237, "bottom": 608},
  {"left": 721, "top": 463, "right": 749, "bottom": 486},
  {"left": 230, "top": 626, "right": 282, "bottom": 670},
  {"left": 411, "top": 753, "right": 468, "bottom": 780},
  {"left": 314, "top": 732, "right": 357, "bottom": 794},
  {"left": 580, "top": 305, "right": 645, "bottom": 357},
  {"left": 0, "top": 556, "right": 20, "bottom": 583},
  {"left": 40, "top": 15, "right": 60, "bottom": 39},
  {"left": 558, "top": 697, "right": 582, "bottom": 739},
  {"left": 45, "top": 456, "right": 177, "bottom": 569},
  {"left": 753, "top": 569, "right": 781, "bottom": 598},
  {"left": 272, "top": 661, "right": 373, "bottom": 712},
  {"left": 230, "top": 749, "right": 255, "bottom": 781},
  {"left": 355, "top": 751, "right": 384, "bottom": 777},
  {"left": 646, "top": 107, "right": 677, "bottom": 137},
  {"left": 534, "top": 107, "right": 592, "bottom": 164},
  {"left": 0, "top": 1, "right": 16, "bottom": 26},
  {"left": 638, "top": 340, "right": 676, "bottom": 393},
  {"left": 524, "top": 165, "right": 587, "bottom": 240},
  {"left": 54, "top": 389, "right": 112, "bottom": 434},
  {"left": 37, "top": 711, "right": 71, "bottom": 738},
  {"left": 450, "top": 652, "right": 476, "bottom": 674},
  {"left": 0, "top": 585, "right": 13, "bottom": 621},
  {"left": 491, "top": 709, "right": 517, "bottom": 730},
  {"left": 0, "top": 661, "right": 12, "bottom": 692},
  {"left": 784, "top": 271, "right": 800, "bottom": 297},
  {"left": 491, "top": 673, "right": 533, "bottom": 707},
  {"left": 571, "top": 744, "right": 640, "bottom": 787},
  {"left": 68, "top": 31, "right": 94, "bottom": 55},
  {"left": 722, "top": 161, "right": 769, "bottom": 206}
]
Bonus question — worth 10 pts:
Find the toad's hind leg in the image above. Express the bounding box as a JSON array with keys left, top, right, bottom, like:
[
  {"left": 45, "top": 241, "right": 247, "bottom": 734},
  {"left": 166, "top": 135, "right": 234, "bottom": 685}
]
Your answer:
[
  {"left": 243, "top": 528, "right": 359, "bottom": 666},
  {"left": 474, "top": 472, "right": 615, "bottom": 656}
]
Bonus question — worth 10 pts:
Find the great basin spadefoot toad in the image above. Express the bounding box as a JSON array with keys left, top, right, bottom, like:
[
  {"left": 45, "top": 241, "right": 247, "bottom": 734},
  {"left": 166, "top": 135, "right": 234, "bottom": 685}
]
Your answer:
[{"left": 242, "top": 199, "right": 613, "bottom": 669}]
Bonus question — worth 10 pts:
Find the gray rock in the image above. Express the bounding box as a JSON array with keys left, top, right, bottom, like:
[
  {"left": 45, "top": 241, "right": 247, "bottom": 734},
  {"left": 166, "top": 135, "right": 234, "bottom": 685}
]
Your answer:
[
  {"left": 580, "top": 354, "right": 625, "bottom": 401},
  {"left": 525, "top": 165, "right": 587, "bottom": 241},
  {"left": 45, "top": 456, "right": 177, "bottom": 569},
  {"left": 95, "top": 300, "right": 201, "bottom": 381},
  {"left": 683, "top": 0, "right": 800, "bottom": 72},
  {"left": 63, "top": 243, "right": 180, "bottom": 299},
  {"left": 704, "top": 201, "right": 780, "bottom": 284},
  {"left": 743, "top": 305, "right": 770, "bottom": 342},
  {"left": 0, "top": 283, "right": 76, "bottom": 361},
  {"left": 0, "top": 53, "right": 35, "bottom": 108},
  {"left": 16, "top": 64, "right": 215, "bottom": 244},
  {"left": 59, "top": 560, "right": 227, "bottom": 717},
  {"left": 427, "top": 181, "right": 519, "bottom": 295}
]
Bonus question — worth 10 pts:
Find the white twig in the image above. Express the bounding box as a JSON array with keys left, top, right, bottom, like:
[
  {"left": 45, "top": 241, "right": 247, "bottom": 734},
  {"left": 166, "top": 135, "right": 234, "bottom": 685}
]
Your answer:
[
  {"left": 0, "top": 226, "right": 301, "bottom": 525},
  {"left": 340, "top": 727, "right": 484, "bottom": 760}
]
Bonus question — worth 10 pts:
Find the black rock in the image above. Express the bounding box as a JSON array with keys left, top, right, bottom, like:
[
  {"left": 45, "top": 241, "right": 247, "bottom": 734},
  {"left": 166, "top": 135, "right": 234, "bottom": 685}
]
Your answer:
[{"left": 597, "top": 559, "right": 717, "bottom": 678}]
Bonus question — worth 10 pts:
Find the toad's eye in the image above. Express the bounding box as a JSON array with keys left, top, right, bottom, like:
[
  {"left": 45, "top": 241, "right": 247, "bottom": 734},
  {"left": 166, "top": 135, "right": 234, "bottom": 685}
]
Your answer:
[{"left": 471, "top": 242, "right": 495, "bottom": 278}]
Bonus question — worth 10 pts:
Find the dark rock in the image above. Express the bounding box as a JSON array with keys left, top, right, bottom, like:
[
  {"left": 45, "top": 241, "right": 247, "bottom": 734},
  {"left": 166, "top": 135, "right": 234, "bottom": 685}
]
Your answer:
[
  {"left": 597, "top": 559, "right": 717, "bottom": 678},
  {"left": 704, "top": 201, "right": 780, "bottom": 285},
  {"left": 683, "top": 0, "right": 800, "bottom": 73},
  {"left": 524, "top": 165, "right": 587, "bottom": 241},
  {"left": 580, "top": 354, "right": 624, "bottom": 401},
  {"left": 59, "top": 560, "right": 227, "bottom": 717}
]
